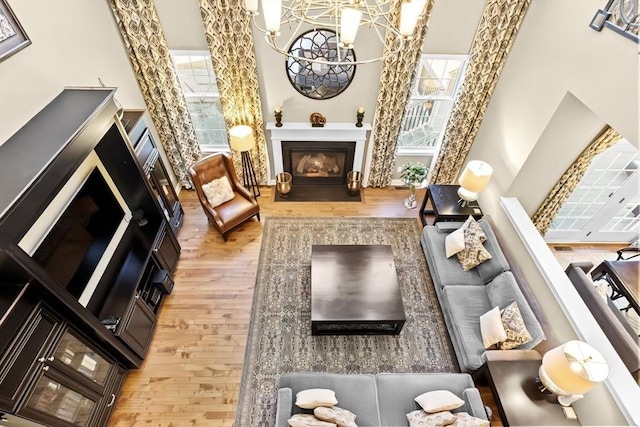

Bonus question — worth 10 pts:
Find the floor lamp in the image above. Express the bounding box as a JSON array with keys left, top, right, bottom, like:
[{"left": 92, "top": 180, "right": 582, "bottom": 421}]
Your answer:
[{"left": 229, "top": 125, "right": 260, "bottom": 198}]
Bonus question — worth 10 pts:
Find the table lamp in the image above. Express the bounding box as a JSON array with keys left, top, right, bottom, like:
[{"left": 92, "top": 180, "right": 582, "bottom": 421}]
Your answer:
[
  {"left": 537, "top": 340, "right": 609, "bottom": 406},
  {"left": 457, "top": 160, "right": 493, "bottom": 207},
  {"left": 229, "top": 125, "right": 260, "bottom": 198}
]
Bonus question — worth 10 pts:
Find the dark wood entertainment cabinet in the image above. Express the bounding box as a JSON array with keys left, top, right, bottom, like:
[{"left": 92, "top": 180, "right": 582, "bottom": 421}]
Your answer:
[{"left": 0, "top": 88, "right": 181, "bottom": 427}]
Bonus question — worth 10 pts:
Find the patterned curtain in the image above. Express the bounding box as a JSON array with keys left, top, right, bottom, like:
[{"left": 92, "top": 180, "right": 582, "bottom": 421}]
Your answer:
[
  {"left": 430, "top": 0, "right": 531, "bottom": 184},
  {"left": 198, "top": 0, "right": 268, "bottom": 185},
  {"left": 367, "top": 0, "right": 435, "bottom": 187},
  {"left": 108, "top": 0, "right": 201, "bottom": 188},
  {"left": 532, "top": 126, "right": 622, "bottom": 236}
]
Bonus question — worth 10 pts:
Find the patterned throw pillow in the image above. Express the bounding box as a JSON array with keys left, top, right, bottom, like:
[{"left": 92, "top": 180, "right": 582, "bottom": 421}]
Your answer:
[
  {"left": 498, "top": 301, "right": 533, "bottom": 350},
  {"left": 295, "top": 388, "right": 338, "bottom": 409},
  {"left": 288, "top": 414, "right": 337, "bottom": 427},
  {"left": 456, "top": 217, "right": 492, "bottom": 271},
  {"left": 202, "top": 176, "right": 234, "bottom": 207},
  {"left": 406, "top": 410, "right": 457, "bottom": 427},
  {"left": 314, "top": 406, "right": 357, "bottom": 427},
  {"left": 451, "top": 412, "right": 490, "bottom": 426}
]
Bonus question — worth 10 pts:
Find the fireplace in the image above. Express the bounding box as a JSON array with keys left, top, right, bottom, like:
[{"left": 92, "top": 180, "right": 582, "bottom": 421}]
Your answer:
[{"left": 282, "top": 141, "right": 355, "bottom": 185}]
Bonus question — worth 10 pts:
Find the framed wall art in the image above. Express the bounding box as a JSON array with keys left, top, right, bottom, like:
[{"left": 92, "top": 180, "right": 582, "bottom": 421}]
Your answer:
[{"left": 0, "top": 0, "right": 31, "bottom": 62}]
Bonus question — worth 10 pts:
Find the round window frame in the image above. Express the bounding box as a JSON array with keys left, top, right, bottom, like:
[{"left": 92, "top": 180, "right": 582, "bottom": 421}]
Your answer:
[{"left": 284, "top": 29, "right": 357, "bottom": 100}]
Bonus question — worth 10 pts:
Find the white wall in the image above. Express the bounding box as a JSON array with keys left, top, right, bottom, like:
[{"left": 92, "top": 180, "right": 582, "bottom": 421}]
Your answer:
[
  {"left": 0, "top": 0, "right": 147, "bottom": 144},
  {"left": 470, "top": 0, "right": 638, "bottom": 220}
]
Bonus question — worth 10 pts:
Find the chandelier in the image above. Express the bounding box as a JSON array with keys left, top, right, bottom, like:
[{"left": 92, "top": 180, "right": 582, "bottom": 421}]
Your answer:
[{"left": 244, "top": 0, "right": 428, "bottom": 65}]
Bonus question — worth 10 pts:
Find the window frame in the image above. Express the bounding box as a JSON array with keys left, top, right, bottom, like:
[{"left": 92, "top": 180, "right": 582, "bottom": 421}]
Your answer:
[
  {"left": 397, "top": 54, "right": 469, "bottom": 157},
  {"left": 170, "top": 49, "right": 229, "bottom": 153}
]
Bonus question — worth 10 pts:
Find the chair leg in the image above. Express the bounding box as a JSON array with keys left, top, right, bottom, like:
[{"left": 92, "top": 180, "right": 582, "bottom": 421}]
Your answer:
[
  {"left": 222, "top": 231, "right": 229, "bottom": 242},
  {"left": 256, "top": 213, "right": 261, "bottom": 221}
]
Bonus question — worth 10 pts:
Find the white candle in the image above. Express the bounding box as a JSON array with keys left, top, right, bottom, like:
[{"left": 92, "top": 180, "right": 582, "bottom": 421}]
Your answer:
[
  {"left": 357, "top": 106, "right": 364, "bottom": 114},
  {"left": 275, "top": 106, "right": 282, "bottom": 113}
]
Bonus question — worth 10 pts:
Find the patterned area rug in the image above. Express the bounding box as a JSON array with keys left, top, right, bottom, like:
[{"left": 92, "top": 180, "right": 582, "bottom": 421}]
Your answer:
[{"left": 235, "top": 217, "right": 457, "bottom": 426}]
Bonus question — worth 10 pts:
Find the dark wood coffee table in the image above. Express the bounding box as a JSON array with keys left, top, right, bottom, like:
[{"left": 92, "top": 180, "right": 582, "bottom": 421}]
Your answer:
[{"left": 310, "top": 245, "right": 406, "bottom": 335}]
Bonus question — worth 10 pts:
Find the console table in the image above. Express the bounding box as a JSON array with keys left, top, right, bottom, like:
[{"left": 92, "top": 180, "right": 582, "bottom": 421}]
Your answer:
[
  {"left": 479, "top": 360, "right": 580, "bottom": 426},
  {"left": 419, "top": 184, "right": 483, "bottom": 227}
]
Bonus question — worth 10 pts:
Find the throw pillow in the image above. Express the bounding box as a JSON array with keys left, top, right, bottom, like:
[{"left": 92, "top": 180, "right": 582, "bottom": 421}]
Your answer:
[
  {"left": 201, "top": 176, "right": 234, "bottom": 207},
  {"left": 314, "top": 406, "right": 357, "bottom": 427},
  {"left": 498, "top": 301, "right": 533, "bottom": 350},
  {"left": 479, "top": 306, "right": 507, "bottom": 349},
  {"left": 406, "top": 410, "right": 456, "bottom": 427},
  {"left": 288, "top": 414, "right": 337, "bottom": 427},
  {"left": 445, "top": 226, "right": 466, "bottom": 258},
  {"left": 296, "top": 389, "right": 338, "bottom": 409},
  {"left": 415, "top": 390, "right": 465, "bottom": 413},
  {"left": 451, "top": 412, "right": 490, "bottom": 426},
  {"left": 456, "top": 217, "right": 492, "bottom": 271}
]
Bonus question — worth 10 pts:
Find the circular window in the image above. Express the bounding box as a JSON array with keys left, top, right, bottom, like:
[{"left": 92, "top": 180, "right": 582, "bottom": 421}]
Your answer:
[{"left": 285, "top": 29, "right": 356, "bottom": 100}]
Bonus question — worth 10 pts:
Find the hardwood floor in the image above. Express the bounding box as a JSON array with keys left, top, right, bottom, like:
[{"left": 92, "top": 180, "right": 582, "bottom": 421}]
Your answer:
[{"left": 110, "top": 186, "right": 615, "bottom": 427}]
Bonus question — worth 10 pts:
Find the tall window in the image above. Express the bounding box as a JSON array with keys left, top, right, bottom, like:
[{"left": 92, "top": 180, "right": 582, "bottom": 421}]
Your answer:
[
  {"left": 171, "top": 51, "right": 227, "bottom": 152},
  {"left": 398, "top": 55, "right": 468, "bottom": 154}
]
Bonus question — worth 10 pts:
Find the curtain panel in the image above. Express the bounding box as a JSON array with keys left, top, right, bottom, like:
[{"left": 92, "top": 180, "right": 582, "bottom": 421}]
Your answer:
[
  {"left": 430, "top": 0, "right": 531, "bottom": 185},
  {"left": 198, "top": 0, "right": 268, "bottom": 185},
  {"left": 366, "top": 0, "right": 434, "bottom": 187},
  {"left": 108, "top": 0, "right": 201, "bottom": 188},
  {"left": 532, "top": 126, "right": 622, "bottom": 236}
]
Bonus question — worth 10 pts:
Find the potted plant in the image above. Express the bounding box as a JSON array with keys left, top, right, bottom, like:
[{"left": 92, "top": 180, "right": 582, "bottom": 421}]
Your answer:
[{"left": 400, "top": 162, "right": 429, "bottom": 209}]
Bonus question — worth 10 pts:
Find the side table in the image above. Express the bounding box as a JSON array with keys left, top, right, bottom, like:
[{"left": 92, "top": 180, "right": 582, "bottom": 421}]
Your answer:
[
  {"left": 478, "top": 360, "right": 581, "bottom": 426},
  {"left": 419, "top": 184, "right": 483, "bottom": 227}
]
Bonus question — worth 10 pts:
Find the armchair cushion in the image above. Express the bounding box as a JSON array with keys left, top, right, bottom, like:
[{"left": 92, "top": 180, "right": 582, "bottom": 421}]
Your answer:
[{"left": 202, "top": 176, "right": 234, "bottom": 207}]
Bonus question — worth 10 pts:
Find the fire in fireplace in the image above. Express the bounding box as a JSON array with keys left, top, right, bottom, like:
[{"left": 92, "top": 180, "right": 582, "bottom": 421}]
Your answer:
[{"left": 282, "top": 141, "right": 356, "bottom": 185}]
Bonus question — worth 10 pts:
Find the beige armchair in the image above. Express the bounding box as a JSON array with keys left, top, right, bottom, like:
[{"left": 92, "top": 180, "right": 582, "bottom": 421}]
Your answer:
[{"left": 188, "top": 153, "right": 260, "bottom": 241}]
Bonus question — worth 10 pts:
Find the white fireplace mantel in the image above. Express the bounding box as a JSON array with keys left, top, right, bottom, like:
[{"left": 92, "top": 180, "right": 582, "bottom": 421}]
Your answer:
[{"left": 266, "top": 122, "right": 371, "bottom": 183}]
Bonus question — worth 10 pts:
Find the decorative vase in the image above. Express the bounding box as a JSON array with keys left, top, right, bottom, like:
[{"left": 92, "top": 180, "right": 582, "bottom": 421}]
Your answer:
[
  {"left": 276, "top": 172, "right": 292, "bottom": 198},
  {"left": 403, "top": 183, "right": 418, "bottom": 209}
]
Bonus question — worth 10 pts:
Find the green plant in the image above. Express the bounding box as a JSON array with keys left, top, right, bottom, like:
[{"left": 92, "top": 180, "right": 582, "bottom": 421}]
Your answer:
[{"left": 400, "top": 162, "right": 428, "bottom": 185}]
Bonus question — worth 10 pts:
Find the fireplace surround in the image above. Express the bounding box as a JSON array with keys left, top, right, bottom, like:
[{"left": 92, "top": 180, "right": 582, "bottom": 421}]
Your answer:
[{"left": 266, "top": 122, "right": 371, "bottom": 185}]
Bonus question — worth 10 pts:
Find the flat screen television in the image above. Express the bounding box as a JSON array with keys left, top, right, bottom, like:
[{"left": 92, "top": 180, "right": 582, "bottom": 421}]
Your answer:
[
  {"left": 19, "top": 151, "right": 131, "bottom": 306},
  {"left": 31, "top": 169, "right": 124, "bottom": 298}
]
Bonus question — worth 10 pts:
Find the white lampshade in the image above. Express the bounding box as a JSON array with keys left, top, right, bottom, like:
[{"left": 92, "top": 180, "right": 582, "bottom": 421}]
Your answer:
[
  {"left": 538, "top": 341, "right": 609, "bottom": 404},
  {"left": 457, "top": 160, "right": 493, "bottom": 202},
  {"left": 261, "top": 0, "right": 282, "bottom": 33},
  {"left": 229, "top": 125, "right": 256, "bottom": 152},
  {"left": 340, "top": 8, "right": 363, "bottom": 47}
]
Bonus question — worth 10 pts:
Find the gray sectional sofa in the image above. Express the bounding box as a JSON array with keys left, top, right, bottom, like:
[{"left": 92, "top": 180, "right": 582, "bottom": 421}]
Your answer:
[
  {"left": 420, "top": 219, "right": 546, "bottom": 372},
  {"left": 275, "top": 372, "right": 487, "bottom": 427}
]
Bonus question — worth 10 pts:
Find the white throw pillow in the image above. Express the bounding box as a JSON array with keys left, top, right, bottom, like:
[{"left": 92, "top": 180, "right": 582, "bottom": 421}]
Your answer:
[
  {"left": 295, "top": 388, "right": 338, "bottom": 409},
  {"left": 202, "top": 176, "right": 234, "bottom": 207},
  {"left": 415, "top": 390, "right": 465, "bottom": 413},
  {"left": 445, "top": 226, "right": 466, "bottom": 258},
  {"left": 480, "top": 306, "right": 507, "bottom": 349}
]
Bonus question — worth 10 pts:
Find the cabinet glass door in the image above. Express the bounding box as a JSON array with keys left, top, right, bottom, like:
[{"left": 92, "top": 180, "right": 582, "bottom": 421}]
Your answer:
[
  {"left": 53, "top": 331, "right": 111, "bottom": 386},
  {"left": 25, "top": 376, "right": 96, "bottom": 426}
]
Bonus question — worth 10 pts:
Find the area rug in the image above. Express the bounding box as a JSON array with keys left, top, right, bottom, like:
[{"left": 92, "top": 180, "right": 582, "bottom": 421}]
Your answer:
[{"left": 235, "top": 217, "right": 457, "bottom": 426}]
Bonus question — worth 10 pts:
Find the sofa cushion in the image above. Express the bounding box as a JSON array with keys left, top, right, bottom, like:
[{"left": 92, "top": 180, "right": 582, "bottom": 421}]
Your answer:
[
  {"left": 486, "top": 272, "right": 545, "bottom": 349},
  {"left": 375, "top": 373, "right": 479, "bottom": 427},
  {"left": 456, "top": 222, "right": 492, "bottom": 271},
  {"left": 296, "top": 389, "right": 338, "bottom": 409},
  {"left": 498, "top": 301, "right": 533, "bottom": 350},
  {"left": 475, "top": 220, "right": 511, "bottom": 283},
  {"left": 278, "top": 373, "right": 381, "bottom": 425},
  {"left": 415, "top": 390, "right": 465, "bottom": 413},
  {"left": 406, "top": 410, "right": 456, "bottom": 427},
  {"left": 441, "top": 286, "right": 492, "bottom": 371},
  {"left": 421, "top": 227, "right": 485, "bottom": 287}
]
